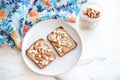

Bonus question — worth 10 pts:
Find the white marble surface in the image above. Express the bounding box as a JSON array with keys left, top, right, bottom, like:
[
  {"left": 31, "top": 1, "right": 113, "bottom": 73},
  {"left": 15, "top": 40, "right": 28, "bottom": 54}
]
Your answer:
[{"left": 0, "top": 0, "right": 120, "bottom": 80}]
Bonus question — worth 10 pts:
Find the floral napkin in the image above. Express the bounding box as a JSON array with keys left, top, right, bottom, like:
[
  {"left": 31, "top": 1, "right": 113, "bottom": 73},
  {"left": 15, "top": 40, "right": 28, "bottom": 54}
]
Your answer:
[{"left": 0, "top": 0, "right": 87, "bottom": 50}]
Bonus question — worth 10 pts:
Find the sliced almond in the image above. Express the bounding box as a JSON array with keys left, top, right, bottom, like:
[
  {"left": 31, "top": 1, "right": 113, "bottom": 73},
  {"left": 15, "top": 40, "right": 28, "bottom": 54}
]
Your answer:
[
  {"left": 96, "top": 11, "right": 100, "bottom": 18},
  {"left": 68, "top": 42, "right": 72, "bottom": 47},
  {"left": 39, "top": 55, "right": 41, "bottom": 57},
  {"left": 40, "top": 61, "right": 44, "bottom": 66},
  {"left": 32, "top": 53, "right": 35, "bottom": 57},
  {"left": 56, "top": 30, "right": 61, "bottom": 34},
  {"left": 34, "top": 42, "right": 40, "bottom": 49},
  {"left": 62, "top": 47, "right": 67, "bottom": 53},
  {"left": 49, "top": 56, "right": 55, "bottom": 61},
  {"left": 45, "top": 56, "right": 49, "bottom": 61},
  {"left": 58, "top": 41, "right": 62, "bottom": 45},
  {"left": 57, "top": 47, "right": 62, "bottom": 53},
  {"left": 44, "top": 61, "right": 49, "bottom": 66},
  {"left": 35, "top": 60, "right": 39, "bottom": 63},
  {"left": 59, "top": 52, "right": 64, "bottom": 56},
  {"left": 28, "top": 50, "right": 37, "bottom": 54},
  {"left": 47, "top": 49, "right": 52, "bottom": 52},
  {"left": 53, "top": 39, "right": 57, "bottom": 42},
  {"left": 84, "top": 8, "right": 100, "bottom": 18},
  {"left": 46, "top": 52, "right": 53, "bottom": 56},
  {"left": 35, "top": 53, "right": 39, "bottom": 57},
  {"left": 56, "top": 43, "right": 61, "bottom": 48},
  {"left": 61, "top": 40, "right": 67, "bottom": 46},
  {"left": 37, "top": 48, "right": 42, "bottom": 53},
  {"left": 43, "top": 46, "right": 48, "bottom": 50},
  {"left": 41, "top": 54, "right": 46, "bottom": 59},
  {"left": 48, "top": 33, "right": 57, "bottom": 42},
  {"left": 36, "top": 57, "right": 43, "bottom": 62},
  {"left": 61, "top": 34, "right": 65, "bottom": 38}
]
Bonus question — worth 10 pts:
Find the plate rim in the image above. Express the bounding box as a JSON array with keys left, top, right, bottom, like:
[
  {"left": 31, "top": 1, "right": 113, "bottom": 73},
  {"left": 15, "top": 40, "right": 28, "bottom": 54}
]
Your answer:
[{"left": 22, "top": 19, "right": 82, "bottom": 76}]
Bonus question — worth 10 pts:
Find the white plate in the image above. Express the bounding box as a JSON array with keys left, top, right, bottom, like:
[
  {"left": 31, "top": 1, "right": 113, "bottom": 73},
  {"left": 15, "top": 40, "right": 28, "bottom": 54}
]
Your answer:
[{"left": 22, "top": 19, "right": 82, "bottom": 76}]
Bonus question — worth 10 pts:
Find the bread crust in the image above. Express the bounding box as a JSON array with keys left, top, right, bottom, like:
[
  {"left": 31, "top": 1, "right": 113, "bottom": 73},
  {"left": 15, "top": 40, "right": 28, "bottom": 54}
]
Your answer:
[{"left": 26, "top": 39, "right": 56, "bottom": 69}]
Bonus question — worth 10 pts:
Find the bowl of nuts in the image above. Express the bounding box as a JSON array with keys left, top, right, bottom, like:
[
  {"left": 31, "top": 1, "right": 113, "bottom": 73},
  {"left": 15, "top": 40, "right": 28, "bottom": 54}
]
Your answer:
[{"left": 80, "top": 3, "right": 103, "bottom": 30}]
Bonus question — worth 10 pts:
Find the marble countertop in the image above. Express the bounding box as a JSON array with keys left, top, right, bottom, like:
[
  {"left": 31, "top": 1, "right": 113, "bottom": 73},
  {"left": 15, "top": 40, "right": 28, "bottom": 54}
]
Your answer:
[{"left": 0, "top": 0, "right": 120, "bottom": 80}]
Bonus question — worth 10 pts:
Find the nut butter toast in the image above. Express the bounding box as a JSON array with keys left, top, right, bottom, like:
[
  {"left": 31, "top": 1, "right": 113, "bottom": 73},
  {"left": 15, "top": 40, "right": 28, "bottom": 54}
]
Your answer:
[
  {"left": 26, "top": 39, "right": 56, "bottom": 69},
  {"left": 47, "top": 27, "right": 77, "bottom": 57}
]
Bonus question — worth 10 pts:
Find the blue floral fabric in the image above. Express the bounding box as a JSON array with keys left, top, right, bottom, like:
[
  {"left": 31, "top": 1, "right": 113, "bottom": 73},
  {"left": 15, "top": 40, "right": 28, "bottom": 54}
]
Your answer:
[{"left": 0, "top": 0, "right": 87, "bottom": 49}]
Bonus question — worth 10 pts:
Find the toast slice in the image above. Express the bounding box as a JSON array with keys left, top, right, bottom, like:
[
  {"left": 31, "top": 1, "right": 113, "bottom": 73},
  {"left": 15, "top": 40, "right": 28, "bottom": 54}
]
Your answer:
[
  {"left": 26, "top": 39, "right": 56, "bottom": 69},
  {"left": 47, "top": 27, "right": 77, "bottom": 57}
]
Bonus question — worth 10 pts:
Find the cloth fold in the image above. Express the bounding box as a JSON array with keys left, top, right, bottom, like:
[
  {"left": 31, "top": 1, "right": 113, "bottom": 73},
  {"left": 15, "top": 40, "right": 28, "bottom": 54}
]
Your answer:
[{"left": 0, "top": 0, "right": 87, "bottom": 49}]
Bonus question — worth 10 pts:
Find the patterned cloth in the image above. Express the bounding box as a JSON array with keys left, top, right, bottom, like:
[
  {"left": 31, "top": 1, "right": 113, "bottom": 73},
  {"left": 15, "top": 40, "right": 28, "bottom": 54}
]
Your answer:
[{"left": 0, "top": 0, "right": 87, "bottom": 50}]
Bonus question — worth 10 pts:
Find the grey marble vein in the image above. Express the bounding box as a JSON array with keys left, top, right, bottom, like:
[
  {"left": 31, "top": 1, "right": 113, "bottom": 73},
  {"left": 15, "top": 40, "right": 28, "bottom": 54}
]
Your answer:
[
  {"left": 6, "top": 74, "right": 26, "bottom": 80},
  {"left": 0, "top": 67, "right": 10, "bottom": 80},
  {"left": 53, "top": 76, "right": 62, "bottom": 80},
  {"left": 79, "top": 57, "right": 106, "bottom": 65}
]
